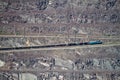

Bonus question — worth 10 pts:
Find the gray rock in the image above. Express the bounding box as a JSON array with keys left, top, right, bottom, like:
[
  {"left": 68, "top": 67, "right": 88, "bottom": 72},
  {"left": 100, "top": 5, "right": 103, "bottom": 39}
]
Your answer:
[
  {"left": 55, "top": 58, "right": 73, "bottom": 69},
  {"left": 36, "top": 0, "right": 49, "bottom": 10},
  {"left": 106, "top": 0, "right": 117, "bottom": 10}
]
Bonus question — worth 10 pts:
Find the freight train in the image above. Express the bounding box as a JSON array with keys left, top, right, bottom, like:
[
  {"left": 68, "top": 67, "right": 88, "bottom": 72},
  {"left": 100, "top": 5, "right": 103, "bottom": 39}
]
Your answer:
[{"left": 0, "top": 40, "right": 102, "bottom": 51}]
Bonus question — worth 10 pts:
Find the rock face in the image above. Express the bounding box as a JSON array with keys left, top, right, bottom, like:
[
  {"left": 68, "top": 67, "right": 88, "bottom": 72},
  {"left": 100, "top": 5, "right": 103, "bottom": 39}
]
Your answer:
[
  {"left": 0, "top": 74, "right": 9, "bottom": 80},
  {"left": 0, "top": 0, "right": 120, "bottom": 36},
  {"left": 36, "top": 0, "right": 49, "bottom": 10}
]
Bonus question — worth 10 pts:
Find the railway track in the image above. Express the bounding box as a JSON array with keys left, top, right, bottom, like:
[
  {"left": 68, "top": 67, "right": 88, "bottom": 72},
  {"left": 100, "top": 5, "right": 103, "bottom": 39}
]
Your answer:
[
  {"left": 0, "top": 43, "right": 120, "bottom": 53},
  {"left": 0, "top": 69, "right": 120, "bottom": 74},
  {"left": 0, "top": 21, "right": 119, "bottom": 27},
  {"left": 8, "top": 53, "right": 120, "bottom": 60},
  {"left": 0, "top": 35, "right": 120, "bottom": 39}
]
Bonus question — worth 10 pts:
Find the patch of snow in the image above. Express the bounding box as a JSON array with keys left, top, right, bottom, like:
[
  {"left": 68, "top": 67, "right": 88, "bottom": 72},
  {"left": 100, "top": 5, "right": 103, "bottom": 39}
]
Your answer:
[
  {"left": 58, "top": 75, "right": 64, "bottom": 80},
  {"left": 97, "top": 75, "right": 103, "bottom": 80},
  {"left": 75, "top": 50, "right": 82, "bottom": 55},
  {"left": 61, "top": 67, "right": 68, "bottom": 70},
  {"left": 50, "top": 76, "right": 56, "bottom": 80},
  {"left": 84, "top": 74, "right": 90, "bottom": 79},
  {"left": 19, "top": 73, "right": 37, "bottom": 80},
  {"left": 93, "top": 59, "right": 99, "bottom": 66},
  {"left": 38, "top": 61, "right": 50, "bottom": 67},
  {"left": 34, "top": 40, "right": 41, "bottom": 45},
  {"left": 78, "top": 29, "right": 87, "bottom": 34},
  {"left": 0, "top": 60, "right": 5, "bottom": 67},
  {"left": 55, "top": 58, "right": 73, "bottom": 69},
  {"left": 49, "top": 1, "right": 52, "bottom": 5}
]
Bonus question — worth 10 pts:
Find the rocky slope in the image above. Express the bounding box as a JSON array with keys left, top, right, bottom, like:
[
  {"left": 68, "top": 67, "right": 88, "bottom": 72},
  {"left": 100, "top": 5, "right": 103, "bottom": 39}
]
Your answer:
[{"left": 0, "top": 0, "right": 120, "bottom": 80}]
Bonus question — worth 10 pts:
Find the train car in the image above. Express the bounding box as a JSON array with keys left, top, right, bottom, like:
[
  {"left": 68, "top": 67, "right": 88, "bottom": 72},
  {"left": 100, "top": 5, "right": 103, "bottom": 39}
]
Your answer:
[
  {"left": 0, "top": 40, "right": 103, "bottom": 51},
  {"left": 88, "top": 40, "right": 103, "bottom": 45},
  {"left": 66, "top": 40, "right": 102, "bottom": 46}
]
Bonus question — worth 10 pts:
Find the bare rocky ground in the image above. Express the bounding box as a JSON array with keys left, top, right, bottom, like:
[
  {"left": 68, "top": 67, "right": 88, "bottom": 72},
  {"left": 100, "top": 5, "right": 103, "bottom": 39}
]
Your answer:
[
  {"left": 0, "top": 0, "right": 120, "bottom": 80},
  {"left": 0, "top": 0, "right": 120, "bottom": 36},
  {"left": 0, "top": 48, "right": 120, "bottom": 80}
]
